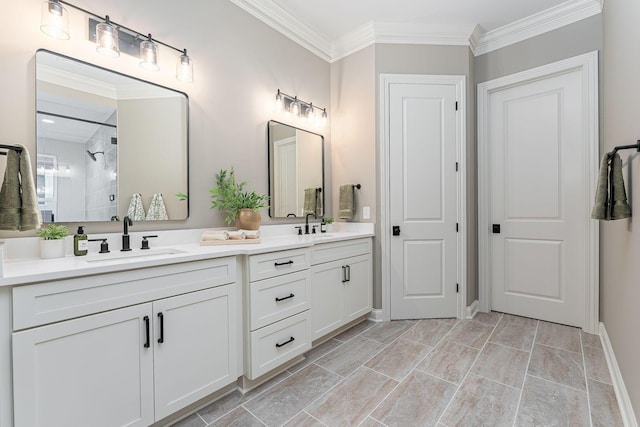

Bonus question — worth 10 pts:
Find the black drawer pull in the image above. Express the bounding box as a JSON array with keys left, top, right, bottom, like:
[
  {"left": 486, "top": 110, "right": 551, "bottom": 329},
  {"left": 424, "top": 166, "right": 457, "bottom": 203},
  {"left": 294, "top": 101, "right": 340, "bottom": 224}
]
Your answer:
[
  {"left": 275, "top": 293, "right": 295, "bottom": 302},
  {"left": 346, "top": 265, "right": 351, "bottom": 282},
  {"left": 276, "top": 336, "right": 295, "bottom": 348},
  {"left": 143, "top": 316, "right": 150, "bottom": 348},
  {"left": 274, "top": 260, "right": 294, "bottom": 267},
  {"left": 341, "top": 266, "right": 347, "bottom": 283},
  {"left": 157, "top": 312, "right": 164, "bottom": 344}
]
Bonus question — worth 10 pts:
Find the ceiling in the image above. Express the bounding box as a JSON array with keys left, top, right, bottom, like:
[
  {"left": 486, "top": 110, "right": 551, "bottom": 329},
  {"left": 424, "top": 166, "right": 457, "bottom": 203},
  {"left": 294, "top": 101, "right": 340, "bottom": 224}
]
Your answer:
[{"left": 229, "top": 0, "right": 602, "bottom": 61}]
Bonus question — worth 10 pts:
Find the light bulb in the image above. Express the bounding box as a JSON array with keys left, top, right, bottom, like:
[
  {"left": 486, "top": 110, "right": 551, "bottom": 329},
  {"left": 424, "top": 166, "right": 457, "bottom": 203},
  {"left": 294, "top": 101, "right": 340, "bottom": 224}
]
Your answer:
[
  {"left": 319, "top": 108, "right": 328, "bottom": 128},
  {"left": 275, "top": 90, "right": 283, "bottom": 111},
  {"left": 307, "top": 103, "right": 315, "bottom": 121}
]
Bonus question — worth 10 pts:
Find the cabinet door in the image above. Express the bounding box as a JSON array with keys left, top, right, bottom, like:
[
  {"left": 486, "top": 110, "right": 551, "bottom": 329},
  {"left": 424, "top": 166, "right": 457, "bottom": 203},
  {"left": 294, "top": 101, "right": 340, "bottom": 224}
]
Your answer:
[
  {"left": 13, "top": 304, "right": 154, "bottom": 427},
  {"left": 343, "top": 254, "right": 373, "bottom": 323},
  {"left": 310, "top": 260, "right": 343, "bottom": 341},
  {"left": 153, "top": 285, "right": 237, "bottom": 420}
]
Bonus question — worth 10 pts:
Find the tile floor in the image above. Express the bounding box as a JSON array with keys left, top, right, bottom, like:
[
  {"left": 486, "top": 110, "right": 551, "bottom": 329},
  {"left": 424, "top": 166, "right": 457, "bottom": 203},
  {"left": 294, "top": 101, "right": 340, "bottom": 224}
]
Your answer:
[{"left": 173, "top": 313, "right": 624, "bottom": 426}]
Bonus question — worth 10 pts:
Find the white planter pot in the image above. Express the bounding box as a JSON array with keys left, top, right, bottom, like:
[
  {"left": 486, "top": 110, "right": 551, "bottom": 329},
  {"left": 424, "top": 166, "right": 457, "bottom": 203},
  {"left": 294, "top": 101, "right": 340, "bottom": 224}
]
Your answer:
[{"left": 40, "top": 239, "right": 66, "bottom": 259}]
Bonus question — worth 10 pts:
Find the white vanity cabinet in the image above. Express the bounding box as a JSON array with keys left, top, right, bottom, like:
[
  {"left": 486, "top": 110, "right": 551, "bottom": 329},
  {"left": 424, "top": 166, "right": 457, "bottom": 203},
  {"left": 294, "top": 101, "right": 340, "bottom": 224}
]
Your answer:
[
  {"left": 310, "top": 238, "right": 372, "bottom": 341},
  {"left": 245, "top": 248, "right": 312, "bottom": 379},
  {"left": 11, "top": 258, "right": 237, "bottom": 427}
]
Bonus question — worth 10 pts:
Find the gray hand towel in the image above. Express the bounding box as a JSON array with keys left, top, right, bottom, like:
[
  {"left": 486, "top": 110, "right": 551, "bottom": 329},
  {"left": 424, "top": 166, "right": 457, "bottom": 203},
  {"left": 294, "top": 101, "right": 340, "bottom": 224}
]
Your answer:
[
  {"left": 315, "top": 188, "right": 323, "bottom": 216},
  {"left": 591, "top": 153, "right": 609, "bottom": 220},
  {"left": 18, "top": 146, "right": 43, "bottom": 231},
  {"left": 303, "top": 188, "right": 316, "bottom": 215},
  {"left": 0, "top": 150, "right": 22, "bottom": 230},
  {"left": 338, "top": 185, "right": 355, "bottom": 220},
  {"left": 609, "top": 153, "right": 632, "bottom": 220}
]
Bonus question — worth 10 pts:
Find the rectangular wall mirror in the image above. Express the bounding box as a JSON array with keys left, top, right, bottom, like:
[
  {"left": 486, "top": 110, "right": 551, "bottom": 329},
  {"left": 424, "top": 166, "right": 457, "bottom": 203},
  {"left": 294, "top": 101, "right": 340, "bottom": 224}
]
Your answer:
[
  {"left": 268, "top": 120, "right": 324, "bottom": 218},
  {"left": 35, "top": 49, "right": 189, "bottom": 222}
]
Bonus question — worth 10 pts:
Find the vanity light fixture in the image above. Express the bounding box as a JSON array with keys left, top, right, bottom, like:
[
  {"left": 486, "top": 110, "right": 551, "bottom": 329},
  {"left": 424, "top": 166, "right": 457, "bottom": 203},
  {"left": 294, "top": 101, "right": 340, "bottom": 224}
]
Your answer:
[
  {"left": 40, "top": 0, "right": 70, "bottom": 40},
  {"left": 274, "top": 90, "right": 328, "bottom": 128},
  {"left": 39, "top": 0, "right": 194, "bottom": 82},
  {"left": 139, "top": 34, "right": 159, "bottom": 71}
]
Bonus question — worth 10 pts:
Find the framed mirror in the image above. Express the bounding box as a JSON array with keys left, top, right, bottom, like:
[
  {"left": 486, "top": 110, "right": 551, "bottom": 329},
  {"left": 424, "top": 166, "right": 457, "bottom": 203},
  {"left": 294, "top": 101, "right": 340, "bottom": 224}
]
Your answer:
[
  {"left": 268, "top": 120, "right": 324, "bottom": 218},
  {"left": 35, "top": 49, "right": 189, "bottom": 222}
]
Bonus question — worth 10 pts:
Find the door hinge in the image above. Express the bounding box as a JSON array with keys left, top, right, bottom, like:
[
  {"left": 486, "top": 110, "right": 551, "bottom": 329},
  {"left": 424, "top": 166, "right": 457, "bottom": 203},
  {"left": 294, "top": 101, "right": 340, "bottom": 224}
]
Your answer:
[
  {"left": 456, "top": 283, "right": 459, "bottom": 293},
  {"left": 456, "top": 223, "right": 459, "bottom": 232},
  {"left": 455, "top": 162, "right": 459, "bottom": 171}
]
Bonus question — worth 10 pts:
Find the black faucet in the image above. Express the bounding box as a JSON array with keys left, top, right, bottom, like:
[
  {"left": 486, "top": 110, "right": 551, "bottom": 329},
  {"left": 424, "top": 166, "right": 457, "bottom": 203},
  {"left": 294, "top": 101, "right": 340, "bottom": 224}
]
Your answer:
[
  {"left": 121, "top": 215, "right": 133, "bottom": 252},
  {"left": 305, "top": 213, "right": 317, "bottom": 234}
]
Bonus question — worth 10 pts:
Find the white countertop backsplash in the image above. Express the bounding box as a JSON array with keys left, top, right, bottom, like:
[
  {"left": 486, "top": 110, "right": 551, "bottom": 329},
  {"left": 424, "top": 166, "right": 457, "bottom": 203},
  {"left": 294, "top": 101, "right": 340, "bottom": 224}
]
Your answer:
[{"left": 0, "top": 222, "right": 374, "bottom": 286}]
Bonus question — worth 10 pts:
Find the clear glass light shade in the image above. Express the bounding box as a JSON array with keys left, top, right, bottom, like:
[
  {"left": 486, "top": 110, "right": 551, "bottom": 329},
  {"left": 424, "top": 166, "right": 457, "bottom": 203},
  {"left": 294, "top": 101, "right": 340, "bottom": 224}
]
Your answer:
[
  {"left": 139, "top": 35, "right": 159, "bottom": 71},
  {"left": 96, "top": 18, "right": 120, "bottom": 58},
  {"left": 290, "top": 98, "right": 300, "bottom": 116},
  {"left": 319, "top": 109, "right": 328, "bottom": 128},
  {"left": 40, "top": 1, "right": 69, "bottom": 40},
  {"left": 275, "top": 91, "right": 283, "bottom": 111},
  {"left": 307, "top": 104, "right": 315, "bottom": 121},
  {"left": 176, "top": 50, "right": 193, "bottom": 82}
]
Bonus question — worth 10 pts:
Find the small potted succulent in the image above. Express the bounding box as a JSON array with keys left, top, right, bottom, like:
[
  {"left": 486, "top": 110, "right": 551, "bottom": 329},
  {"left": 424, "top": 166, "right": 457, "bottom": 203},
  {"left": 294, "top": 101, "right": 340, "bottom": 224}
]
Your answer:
[
  {"left": 36, "top": 224, "right": 70, "bottom": 259},
  {"left": 210, "top": 168, "right": 269, "bottom": 230}
]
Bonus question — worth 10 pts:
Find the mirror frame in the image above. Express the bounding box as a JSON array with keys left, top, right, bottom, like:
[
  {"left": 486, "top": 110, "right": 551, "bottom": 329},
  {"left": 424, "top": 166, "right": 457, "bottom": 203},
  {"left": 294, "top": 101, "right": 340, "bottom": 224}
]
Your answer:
[
  {"left": 35, "top": 49, "right": 190, "bottom": 222},
  {"left": 267, "top": 120, "right": 325, "bottom": 219}
]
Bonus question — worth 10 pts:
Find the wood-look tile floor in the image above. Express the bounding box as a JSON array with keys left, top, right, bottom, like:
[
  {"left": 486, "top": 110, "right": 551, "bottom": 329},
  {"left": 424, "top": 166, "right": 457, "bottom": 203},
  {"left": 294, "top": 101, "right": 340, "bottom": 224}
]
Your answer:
[{"left": 172, "top": 313, "right": 624, "bottom": 427}]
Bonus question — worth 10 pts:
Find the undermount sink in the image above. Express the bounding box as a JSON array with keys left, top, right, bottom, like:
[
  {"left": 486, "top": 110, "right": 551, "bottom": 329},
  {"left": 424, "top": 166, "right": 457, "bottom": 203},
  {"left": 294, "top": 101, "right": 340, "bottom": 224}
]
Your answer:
[{"left": 85, "top": 248, "right": 187, "bottom": 263}]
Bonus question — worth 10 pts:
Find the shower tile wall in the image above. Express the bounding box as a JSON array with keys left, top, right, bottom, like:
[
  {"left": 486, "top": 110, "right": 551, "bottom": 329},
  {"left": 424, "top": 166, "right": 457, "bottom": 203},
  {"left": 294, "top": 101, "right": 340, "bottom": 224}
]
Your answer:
[{"left": 85, "top": 111, "right": 117, "bottom": 221}]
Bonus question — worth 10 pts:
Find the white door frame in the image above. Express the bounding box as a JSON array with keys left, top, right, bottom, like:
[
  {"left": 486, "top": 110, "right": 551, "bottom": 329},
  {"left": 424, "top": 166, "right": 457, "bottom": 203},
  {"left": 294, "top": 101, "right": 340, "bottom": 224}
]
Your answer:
[
  {"left": 380, "top": 74, "right": 467, "bottom": 321},
  {"left": 477, "top": 51, "right": 599, "bottom": 334}
]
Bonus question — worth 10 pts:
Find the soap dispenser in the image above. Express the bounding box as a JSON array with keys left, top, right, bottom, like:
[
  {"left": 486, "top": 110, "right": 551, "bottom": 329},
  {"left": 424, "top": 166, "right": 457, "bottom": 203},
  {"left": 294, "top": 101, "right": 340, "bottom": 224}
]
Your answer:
[
  {"left": 74, "top": 226, "right": 88, "bottom": 256},
  {"left": 320, "top": 219, "right": 327, "bottom": 233}
]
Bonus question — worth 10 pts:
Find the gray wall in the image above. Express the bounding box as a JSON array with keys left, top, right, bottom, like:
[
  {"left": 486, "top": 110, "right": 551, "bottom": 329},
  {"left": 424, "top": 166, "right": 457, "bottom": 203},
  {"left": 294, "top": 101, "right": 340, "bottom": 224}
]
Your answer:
[
  {"left": 0, "top": 0, "right": 330, "bottom": 238},
  {"left": 602, "top": 0, "right": 640, "bottom": 416}
]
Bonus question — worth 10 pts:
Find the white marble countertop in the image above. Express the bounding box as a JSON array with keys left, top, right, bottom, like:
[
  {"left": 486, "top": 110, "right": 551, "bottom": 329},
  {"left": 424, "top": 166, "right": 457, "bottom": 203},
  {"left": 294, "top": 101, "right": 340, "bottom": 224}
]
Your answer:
[{"left": 0, "top": 223, "right": 374, "bottom": 287}]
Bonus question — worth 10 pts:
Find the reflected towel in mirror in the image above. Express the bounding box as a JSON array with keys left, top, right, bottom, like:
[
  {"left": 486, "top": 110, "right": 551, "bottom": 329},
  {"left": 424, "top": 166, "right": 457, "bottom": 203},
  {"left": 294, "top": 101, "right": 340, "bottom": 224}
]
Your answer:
[
  {"left": 127, "top": 193, "right": 146, "bottom": 221},
  {"left": 146, "top": 193, "right": 169, "bottom": 220}
]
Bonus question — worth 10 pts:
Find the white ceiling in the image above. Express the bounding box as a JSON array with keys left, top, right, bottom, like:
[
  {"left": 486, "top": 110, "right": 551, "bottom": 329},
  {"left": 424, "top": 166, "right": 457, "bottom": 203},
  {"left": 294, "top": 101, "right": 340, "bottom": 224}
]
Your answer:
[{"left": 229, "top": 0, "right": 602, "bottom": 61}]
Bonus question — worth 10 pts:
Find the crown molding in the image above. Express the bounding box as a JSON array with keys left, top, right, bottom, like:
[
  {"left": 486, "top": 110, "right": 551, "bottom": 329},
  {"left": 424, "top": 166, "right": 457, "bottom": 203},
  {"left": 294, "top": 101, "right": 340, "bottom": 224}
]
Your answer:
[
  {"left": 229, "top": 0, "right": 602, "bottom": 62},
  {"left": 472, "top": 0, "right": 602, "bottom": 56},
  {"left": 37, "top": 64, "right": 117, "bottom": 99},
  {"left": 228, "top": 0, "right": 331, "bottom": 62}
]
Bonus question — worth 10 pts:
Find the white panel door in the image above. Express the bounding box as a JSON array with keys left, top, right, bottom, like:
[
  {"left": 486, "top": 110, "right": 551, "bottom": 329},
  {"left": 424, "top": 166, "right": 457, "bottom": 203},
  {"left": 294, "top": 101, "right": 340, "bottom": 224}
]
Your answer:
[
  {"left": 488, "top": 69, "right": 586, "bottom": 327},
  {"left": 12, "top": 303, "right": 154, "bottom": 427},
  {"left": 390, "top": 82, "right": 459, "bottom": 319},
  {"left": 153, "top": 285, "right": 237, "bottom": 420}
]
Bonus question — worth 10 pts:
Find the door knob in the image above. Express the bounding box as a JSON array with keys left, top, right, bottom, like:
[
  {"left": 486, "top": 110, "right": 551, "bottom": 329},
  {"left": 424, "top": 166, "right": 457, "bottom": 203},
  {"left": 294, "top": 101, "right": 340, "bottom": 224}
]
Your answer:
[
  {"left": 492, "top": 224, "right": 501, "bottom": 234},
  {"left": 392, "top": 226, "right": 401, "bottom": 236}
]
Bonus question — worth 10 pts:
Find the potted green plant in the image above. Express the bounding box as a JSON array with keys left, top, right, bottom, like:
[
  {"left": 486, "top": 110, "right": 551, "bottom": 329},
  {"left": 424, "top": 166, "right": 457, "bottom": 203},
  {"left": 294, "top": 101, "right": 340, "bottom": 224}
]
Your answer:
[
  {"left": 210, "top": 168, "right": 269, "bottom": 230},
  {"left": 36, "top": 224, "right": 70, "bottom": 259},
  {"left": 324, "top": 216, "right": 334, "bottom": 232}
]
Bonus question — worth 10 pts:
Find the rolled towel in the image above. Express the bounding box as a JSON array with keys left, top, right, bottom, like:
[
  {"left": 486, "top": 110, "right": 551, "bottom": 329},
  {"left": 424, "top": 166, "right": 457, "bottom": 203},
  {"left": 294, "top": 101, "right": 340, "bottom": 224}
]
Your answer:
[
  {"left": 238, "top": 229, "right": 261, "bottom": 239},
  {"left": 591, "top": 154, "right": 609, "bottom": 220},
  {"left": 338, "top": 185, "right": 355, "bottom": 220},
  {"left": 228, "top": 231, "right": 246, "bottom": 240},
  {"left": 201, "top": 231, "right": 229, "bottom": 241}
]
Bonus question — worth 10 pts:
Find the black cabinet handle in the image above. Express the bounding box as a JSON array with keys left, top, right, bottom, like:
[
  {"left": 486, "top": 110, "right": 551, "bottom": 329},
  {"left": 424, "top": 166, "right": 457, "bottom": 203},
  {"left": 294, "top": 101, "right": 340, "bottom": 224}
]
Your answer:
[
  {"left": 275, "top": 336, "right": 295, "bottom": 348},
  {"left": 346, "top": 265, "right": 351, "bottom": 282},
  {"left": 143, "top": 316, "right": 150, "bottom": 348},
  {"left": 341, "top": 266, "right": 347, "bottom": 283},
  {"left": 275, "top": 293, "right": 295, "bottom": 302},
  {"left": 157, "top": 312, "right": 164, "bottom": 344},
  {"left": 274, "top": 260, "right": 294, "bottom": 267}
]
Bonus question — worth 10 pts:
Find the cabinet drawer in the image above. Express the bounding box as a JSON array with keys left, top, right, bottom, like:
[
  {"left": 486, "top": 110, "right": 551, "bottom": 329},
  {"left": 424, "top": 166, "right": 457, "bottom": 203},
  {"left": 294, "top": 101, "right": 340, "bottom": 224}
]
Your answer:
[
  {"left": 311, "top": 238, "right": 372, "bottom": 265},
  {"left": 250, "top": 270, "right": 310, "bottom": 331},
  {"left": 13, "top": 257, "right": 236, "bottom": 330},
  {"left": 248, "top": 311, "right": 310, "bottom": 379},
  {"left": 249, "top": 248, "right": 310, "bottom": 282}
]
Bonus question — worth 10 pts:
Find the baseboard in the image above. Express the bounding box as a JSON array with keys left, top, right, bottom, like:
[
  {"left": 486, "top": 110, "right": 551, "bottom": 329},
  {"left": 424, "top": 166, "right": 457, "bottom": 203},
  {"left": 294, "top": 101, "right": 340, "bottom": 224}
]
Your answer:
[
  {"left": 600, "top": 322, "right": 638, "bottom": 427},
  {"left": 466, "top": 300, "right": 479, "bottom": 319},
  {"left": 368, "top": 309, "right": 385, "bottom": 322}
]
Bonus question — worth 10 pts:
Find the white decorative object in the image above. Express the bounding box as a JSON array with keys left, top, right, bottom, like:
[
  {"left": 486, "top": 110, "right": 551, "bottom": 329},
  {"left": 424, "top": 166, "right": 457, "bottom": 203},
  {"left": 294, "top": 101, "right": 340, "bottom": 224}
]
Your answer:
[{"left": 40, "top": 239, "right": 65, "bottom": 259}]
